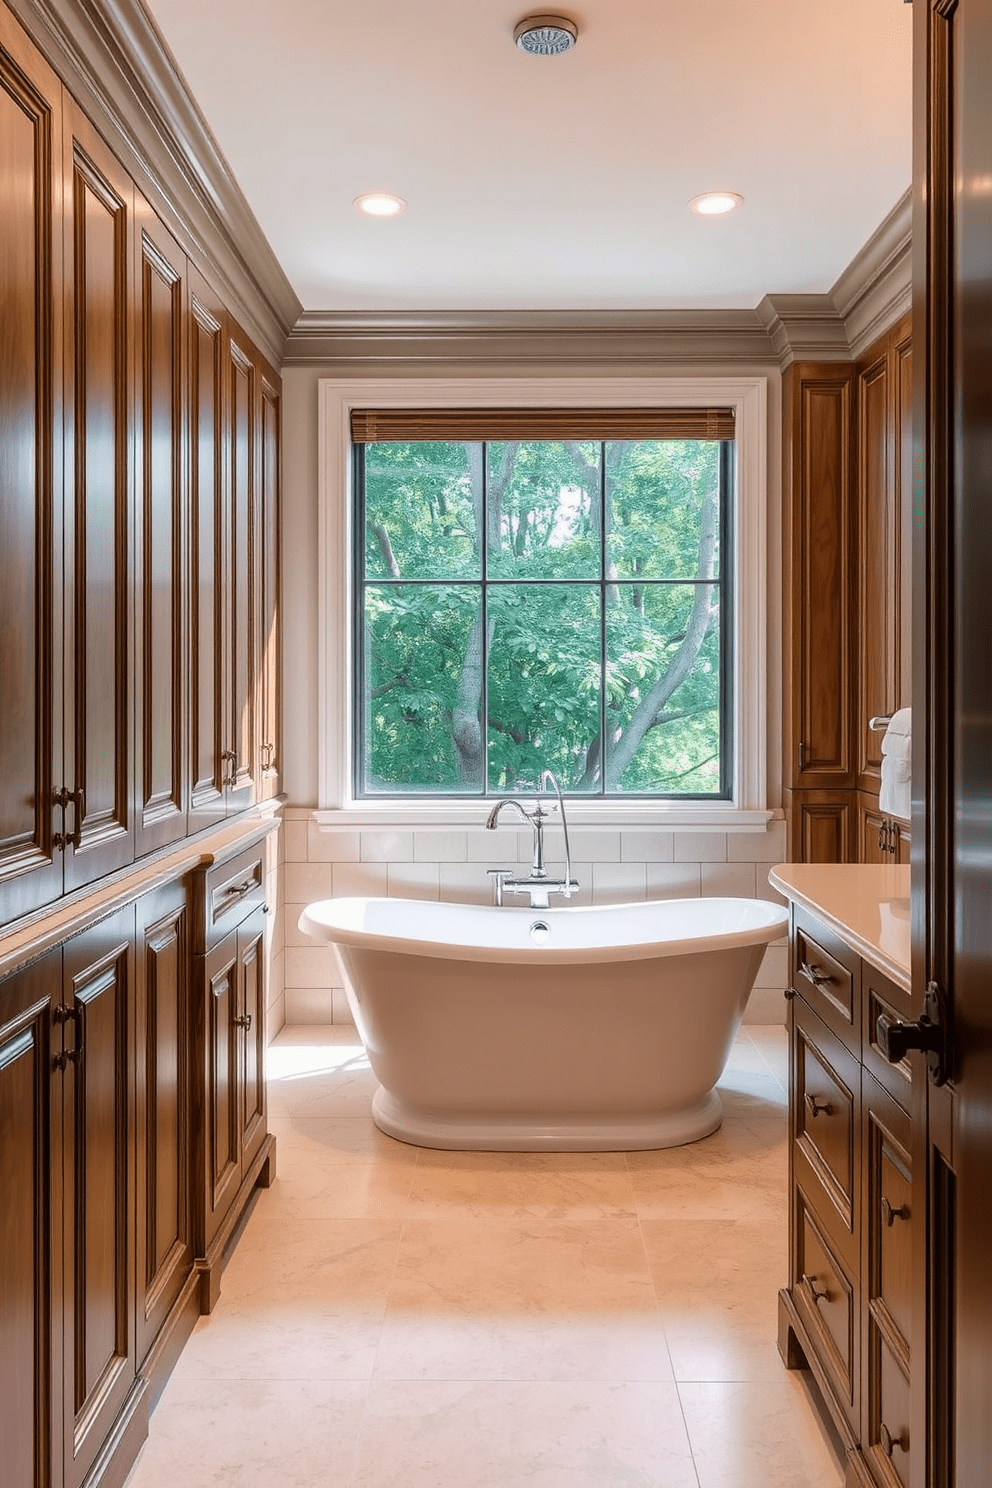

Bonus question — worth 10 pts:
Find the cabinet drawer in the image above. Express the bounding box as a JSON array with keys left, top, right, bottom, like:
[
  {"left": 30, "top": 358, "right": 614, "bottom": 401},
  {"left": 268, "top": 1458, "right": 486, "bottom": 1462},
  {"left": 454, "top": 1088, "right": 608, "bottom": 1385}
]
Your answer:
[
  {"left": 795, "top": 1194, "right": 857, "bottom": 1416},
  {"left": 193, "top": 841, "right": 266, "bottom": 953},
  {"left": 863, "top": 963, "right": 912, "bottom": 1109},
  {"left": 793, "top": 907, "right": 860, "bottom": 1048},
  {"left": 865, "top": 1074, "right": 913, "bottom": 1359},
  {"left": 794, "top": 998, "right": 860, "bottom": 1236}
]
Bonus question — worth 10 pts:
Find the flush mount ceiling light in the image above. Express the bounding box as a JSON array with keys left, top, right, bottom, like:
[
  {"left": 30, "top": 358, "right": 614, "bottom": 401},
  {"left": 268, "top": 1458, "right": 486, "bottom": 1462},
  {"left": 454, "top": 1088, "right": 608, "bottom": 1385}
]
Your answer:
[
  {"left": 354, "top": 192, "right": 406, "bottom": 218},
  {"left": 688, "top": 192, "right": 744, "bottom": 217},
  {"left": 514, "top": 14, "right": 578, "bottom": 55}
]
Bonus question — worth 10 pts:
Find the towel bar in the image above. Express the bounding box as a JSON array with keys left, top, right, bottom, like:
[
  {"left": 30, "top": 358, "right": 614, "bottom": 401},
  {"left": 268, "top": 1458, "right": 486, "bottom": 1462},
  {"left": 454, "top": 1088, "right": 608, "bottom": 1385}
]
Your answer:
[{"left": 868, "top": 715, "right": 893, "bottom": 732}]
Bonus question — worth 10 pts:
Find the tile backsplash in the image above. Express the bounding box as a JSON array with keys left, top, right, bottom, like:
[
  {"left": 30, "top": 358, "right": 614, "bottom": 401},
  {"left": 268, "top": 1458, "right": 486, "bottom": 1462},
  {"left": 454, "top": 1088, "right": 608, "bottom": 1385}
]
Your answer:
[{"left": 271, "top": 809, "right": 789, "bottom": 1035}]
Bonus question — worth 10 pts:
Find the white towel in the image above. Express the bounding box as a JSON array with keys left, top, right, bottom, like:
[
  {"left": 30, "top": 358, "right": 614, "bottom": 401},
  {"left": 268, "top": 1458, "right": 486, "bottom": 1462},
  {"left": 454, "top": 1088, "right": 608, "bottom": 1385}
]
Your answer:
[{"left": 879, "top": 710, "right": 912, "bottom": 820}]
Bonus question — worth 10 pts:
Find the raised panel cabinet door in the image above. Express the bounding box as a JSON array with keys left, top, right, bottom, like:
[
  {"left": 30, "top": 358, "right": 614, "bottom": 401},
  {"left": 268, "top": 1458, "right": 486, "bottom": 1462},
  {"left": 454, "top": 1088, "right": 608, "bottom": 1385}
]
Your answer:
[
  {"left": 0, "top": 15, "right": 64, "bottom": 926},
  {"left": 257, "top": 372, "right": 281, "bottom": 800},
  {"left": 60, "top": 905, "right": 138, "bottom": 1488},
  {"left": 784, "top": 363, "right": 856, "bottom": 791},
  {"left": 0, "top": 950, "right": 60, "bottom": 1488},
  {"left": 788, "top": 791, "right": 854, "bottom": 864},
  {"left": 225, "top": 334, "right": 256, "bottom": 811},
  {"left": 187, "top": 267, "right": 228, "bottom": 831},
  {"left": 61, "top": 103, "right": 134, "bottom": 894},
  {"left": 134, "top": 882, "right": 193, "bottom": 1367},
  {"left": 200, "top": 932, "right": 241, "bottom": 1252},
  {"left": 134, "top": 197, "right": 187, "bottom": 857},
  {"left": 237, "top": 909, "right": 267, "bottom": 1175},
  {"left": 894, "top": 330, "right": 912, "bottom": 713},
  {"left": 857, "top": 349, "right": 892, "bottom": 793}
]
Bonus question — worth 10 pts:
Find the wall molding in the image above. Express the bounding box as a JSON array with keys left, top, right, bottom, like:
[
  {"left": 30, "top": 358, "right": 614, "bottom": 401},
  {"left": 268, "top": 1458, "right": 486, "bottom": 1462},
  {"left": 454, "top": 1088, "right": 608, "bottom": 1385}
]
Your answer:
[
  {"left": 284, "top": 308, "right": 780, "bottom": 371},
  {"left": 6, "top": 0, "right": 300, "bottom": 364},
  {"left": 756, "top": 294, "right": 850, "bottom": 367},
  {"left": 830, "top": 189, "right": 912, "bottom": 359}
]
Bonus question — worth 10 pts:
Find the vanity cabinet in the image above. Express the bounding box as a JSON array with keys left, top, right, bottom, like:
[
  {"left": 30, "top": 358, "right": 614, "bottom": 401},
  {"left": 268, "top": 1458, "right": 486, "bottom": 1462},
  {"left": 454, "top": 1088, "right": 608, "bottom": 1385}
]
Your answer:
[{"left": 778, "top": 895, "right": 917, "bottom": 1487}]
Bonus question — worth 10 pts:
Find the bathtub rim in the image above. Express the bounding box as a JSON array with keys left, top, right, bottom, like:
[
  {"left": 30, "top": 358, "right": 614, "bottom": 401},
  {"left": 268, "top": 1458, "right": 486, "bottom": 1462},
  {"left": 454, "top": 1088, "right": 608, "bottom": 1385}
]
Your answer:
[{"left": 298, "top": 894, "right": 788, "bottom": 965}]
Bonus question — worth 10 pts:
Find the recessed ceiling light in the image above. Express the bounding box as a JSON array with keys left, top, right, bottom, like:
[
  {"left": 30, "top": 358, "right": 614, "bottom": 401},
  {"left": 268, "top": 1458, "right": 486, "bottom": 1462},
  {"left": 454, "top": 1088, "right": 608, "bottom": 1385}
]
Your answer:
[
  {"left": 688, "top": 192, "right": 744, "bottom": 217},
  {"left": 354, "top": 192, "right": 406, "bottom": 218},
  {"left": 514, "top": 14, "right": 578, "bottom": 55}
]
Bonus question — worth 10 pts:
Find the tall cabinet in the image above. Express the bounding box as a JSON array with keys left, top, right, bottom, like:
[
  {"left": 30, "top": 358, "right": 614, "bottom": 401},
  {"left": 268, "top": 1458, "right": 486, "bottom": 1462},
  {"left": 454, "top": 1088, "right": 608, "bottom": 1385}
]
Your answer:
[{"left": 782, "top": 316, "right": 912, "bottom": 864}]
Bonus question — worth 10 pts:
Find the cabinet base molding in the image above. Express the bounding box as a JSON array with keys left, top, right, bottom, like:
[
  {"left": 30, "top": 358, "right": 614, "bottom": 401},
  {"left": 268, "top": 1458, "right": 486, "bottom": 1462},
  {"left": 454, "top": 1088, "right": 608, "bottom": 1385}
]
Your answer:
[
  {"left": 196, "top": 1131, "right": 277, "bottom": 1315},
  {"left": 78, "top": 1376, "right": 151, "bottom": 1488},
  {"left": 778, "top": 1289, "right": 871, "bottom": 1487},
  {"left": 139, "top": 1269, "right": 203, "bottom": 1413}
]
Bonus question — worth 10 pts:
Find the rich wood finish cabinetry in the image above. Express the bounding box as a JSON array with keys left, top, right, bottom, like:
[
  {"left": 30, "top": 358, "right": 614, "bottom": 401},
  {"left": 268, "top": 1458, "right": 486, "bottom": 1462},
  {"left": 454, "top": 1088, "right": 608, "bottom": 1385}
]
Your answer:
[
  {"left": 0, "top": 5, "right": 282, "bottom": 932},
  {"left": 191, "top": 841, "right": 274, "bottom": 1311},
  {"left": 0, "top": 6, "right": 281, "bottom": 1486},
  {"left": 779, "top": 905, "right": 917, "bottom": 1486},
  {"left": 782, "top": 321, "right": 912, "bottom": 865}
]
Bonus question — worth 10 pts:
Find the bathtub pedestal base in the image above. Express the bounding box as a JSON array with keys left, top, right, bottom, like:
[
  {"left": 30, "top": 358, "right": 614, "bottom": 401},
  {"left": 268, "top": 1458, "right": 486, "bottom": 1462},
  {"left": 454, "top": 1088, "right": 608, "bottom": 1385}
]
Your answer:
[{"left": 370, "top": 1085, "right": 723, "bottom": 1152}]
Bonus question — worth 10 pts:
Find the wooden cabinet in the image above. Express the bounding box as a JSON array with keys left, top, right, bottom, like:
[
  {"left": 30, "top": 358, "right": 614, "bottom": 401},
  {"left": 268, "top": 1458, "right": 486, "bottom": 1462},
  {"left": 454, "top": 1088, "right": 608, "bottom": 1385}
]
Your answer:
[
  {"left": 134, "top": 882, "right": 196, "bottom": 1386},
  {"left": 0, "top": 11, "right": 282, "bottom": 934},
  {"left": 782, "top": 324, "right": 912, "bottom": 866},
  {"left": 780, "top": 905, "right": 918, "bottom": 1486},
  {"left": 858, "top": 793, "right": 910, "bottom": 866},
  {"left": 0, "top": 907, "right": 144, "bottom": 1488},
  {"left": 192, "top": 839, "right": 275, "bottom": 1311},
  {"left": 0, "top": 15, "right": 66, "bottom": 923}
]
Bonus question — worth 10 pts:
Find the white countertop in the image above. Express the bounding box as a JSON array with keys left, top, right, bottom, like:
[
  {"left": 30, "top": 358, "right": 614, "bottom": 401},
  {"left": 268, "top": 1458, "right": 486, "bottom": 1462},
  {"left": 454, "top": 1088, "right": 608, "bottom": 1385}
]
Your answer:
[{"left": 768, "top": 863, "right": 911, "bottom": 991}]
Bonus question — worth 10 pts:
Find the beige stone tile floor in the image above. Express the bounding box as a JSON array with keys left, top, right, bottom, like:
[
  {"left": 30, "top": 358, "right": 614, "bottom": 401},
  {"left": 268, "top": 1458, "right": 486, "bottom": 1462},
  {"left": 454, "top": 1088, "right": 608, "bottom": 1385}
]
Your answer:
[{"left": 125, "top": 1024, "right": 845, "bottom": 1488}]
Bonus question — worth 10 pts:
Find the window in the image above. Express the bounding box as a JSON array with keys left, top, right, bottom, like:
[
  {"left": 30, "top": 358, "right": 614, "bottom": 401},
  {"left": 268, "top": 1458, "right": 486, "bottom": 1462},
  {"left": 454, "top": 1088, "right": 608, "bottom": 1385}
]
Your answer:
[
  {"left": 353, "top": 416, "right": 734, "bottom": 799},
  {"left": 315, "top": 375, "right": 769, "bottom": 826}
]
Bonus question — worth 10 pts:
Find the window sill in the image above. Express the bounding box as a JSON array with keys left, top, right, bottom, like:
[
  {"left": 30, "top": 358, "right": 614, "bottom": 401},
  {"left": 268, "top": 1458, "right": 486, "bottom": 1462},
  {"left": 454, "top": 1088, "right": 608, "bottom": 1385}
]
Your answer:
[{"left": 312, "top": 804, "right": 779, "bottom": 833}]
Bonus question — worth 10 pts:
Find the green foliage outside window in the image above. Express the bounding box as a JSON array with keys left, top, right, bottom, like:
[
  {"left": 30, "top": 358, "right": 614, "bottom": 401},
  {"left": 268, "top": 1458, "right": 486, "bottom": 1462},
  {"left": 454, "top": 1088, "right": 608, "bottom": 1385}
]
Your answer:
[{"left": 358, "top": 437, "right": 731, "bottom": 796}]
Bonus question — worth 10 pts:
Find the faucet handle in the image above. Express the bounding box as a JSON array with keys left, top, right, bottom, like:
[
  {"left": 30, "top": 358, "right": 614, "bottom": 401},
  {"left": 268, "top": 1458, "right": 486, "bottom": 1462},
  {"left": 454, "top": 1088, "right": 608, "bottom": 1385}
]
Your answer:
[{"left": 486, "top": 867, "right": 512, "bottom": 907}]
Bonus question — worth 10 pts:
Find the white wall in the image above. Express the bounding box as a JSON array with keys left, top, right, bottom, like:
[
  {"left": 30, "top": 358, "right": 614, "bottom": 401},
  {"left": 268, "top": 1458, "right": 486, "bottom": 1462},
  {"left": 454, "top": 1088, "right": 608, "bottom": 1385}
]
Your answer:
[{"left": 277, "top": 357, "right": 787, "bottom": 1028}]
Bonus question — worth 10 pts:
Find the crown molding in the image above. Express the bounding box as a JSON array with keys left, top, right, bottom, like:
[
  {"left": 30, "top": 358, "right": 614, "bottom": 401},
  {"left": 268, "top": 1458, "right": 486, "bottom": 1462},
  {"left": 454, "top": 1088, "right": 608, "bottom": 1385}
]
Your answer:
[
  {"left": 756, "top": 294, "right": 850, "bottom": 368},
  {"left": 283, "top": 308, "right": 780, "bottom": 370},
  {"left": 6, "top": 0, "right": 301, "bottom": 364},
  {"left": 831, "top": 189, "right": 912, "bottom": 359}
]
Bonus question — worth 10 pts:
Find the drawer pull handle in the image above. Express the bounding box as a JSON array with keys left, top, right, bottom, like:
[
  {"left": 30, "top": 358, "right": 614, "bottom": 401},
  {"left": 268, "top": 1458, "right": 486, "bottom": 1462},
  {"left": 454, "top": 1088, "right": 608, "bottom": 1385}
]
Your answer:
[
  {"left": 881, "top": 1196, "right": 910, "bottom": 1227},
  {"left": 804, "top": 1092, "right": 833, "bottom": 1119},
  {"left": 784, "top": 987, "right": 798, "bottom": 1001},
  {"left": 799, "top": 961, "right": 832, "bottom": 988},
  {"left": 801, "top": 1272, "right": 830, "bottom": 1306},
  {"left": 222, "top": 879, "right": 255, "bottom": 904},
  {"left": 234, "top": 1013, "right": 253, "bottom": 1031},
  {"left": 880, "top": 1422, "right": 908, "bottom": 1457}
]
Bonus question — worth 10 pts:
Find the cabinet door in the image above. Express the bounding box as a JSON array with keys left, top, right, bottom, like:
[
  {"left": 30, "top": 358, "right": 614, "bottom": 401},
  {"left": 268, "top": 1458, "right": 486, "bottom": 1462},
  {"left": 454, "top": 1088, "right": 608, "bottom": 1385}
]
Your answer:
[
  {"left": 257, "top": 372, "right": 281, "bottom": 800},
  {"left": 200, "top": 931, "right": 241, "bottom": 1252},
  {"left": 61, "top": 103, "right": 134, "bottom": 894},
  {"left": 0, "top": 951, "right": 60, "bottom": 1488},
  {"left": 60, "top": 907, "right": 136, "bottom": 1488},
  {"left": 784, "top": 363, "right": 856, "bottom": 792},
  {"left": 225, "top": 334, "right": 256, "bottom": 810},
  {"left": 134, "top": 197, "right": 187, "bottom": 856},
  {"left": 135, "top": 883, "right": 193, "bottom": 1366},
  {"left": 856, "top": 348, "right": 892, "bottom": 795},
  {"left": 187, "top": 267, "right": 228, "bottom": 832},
  {"left": 238, "top": 909, "right": 267, "bottom": 1175},
  {"left": 0, "top": 17, "right": 64, "bottom": 925}
]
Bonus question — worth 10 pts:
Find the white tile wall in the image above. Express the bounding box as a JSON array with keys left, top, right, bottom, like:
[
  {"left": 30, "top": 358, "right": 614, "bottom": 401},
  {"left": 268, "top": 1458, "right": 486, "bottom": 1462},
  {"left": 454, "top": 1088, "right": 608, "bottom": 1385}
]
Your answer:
[{"left": 275, "top": 814, "right": 791, "bottom": 1033}]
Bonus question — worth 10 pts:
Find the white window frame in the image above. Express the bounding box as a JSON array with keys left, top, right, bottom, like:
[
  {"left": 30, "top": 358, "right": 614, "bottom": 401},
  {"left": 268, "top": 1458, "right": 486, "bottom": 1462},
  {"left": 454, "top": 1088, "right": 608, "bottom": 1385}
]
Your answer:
[{"left": 315, "top": 374, "right": 770, "bottom": 830}]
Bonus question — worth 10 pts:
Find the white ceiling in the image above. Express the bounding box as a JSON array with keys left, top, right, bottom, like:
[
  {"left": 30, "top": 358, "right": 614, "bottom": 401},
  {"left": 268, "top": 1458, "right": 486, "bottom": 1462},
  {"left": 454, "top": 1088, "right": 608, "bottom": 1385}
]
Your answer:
[{"left": 143, "top": 0, "right": 913, "bottom": 313}]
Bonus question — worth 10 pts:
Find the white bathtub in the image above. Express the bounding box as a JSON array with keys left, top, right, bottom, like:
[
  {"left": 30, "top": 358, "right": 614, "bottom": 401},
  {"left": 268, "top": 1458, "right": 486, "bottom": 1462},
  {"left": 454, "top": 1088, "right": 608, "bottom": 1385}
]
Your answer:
[{"left": 298, "top": 896, "right": 788, "bottom": 1152}]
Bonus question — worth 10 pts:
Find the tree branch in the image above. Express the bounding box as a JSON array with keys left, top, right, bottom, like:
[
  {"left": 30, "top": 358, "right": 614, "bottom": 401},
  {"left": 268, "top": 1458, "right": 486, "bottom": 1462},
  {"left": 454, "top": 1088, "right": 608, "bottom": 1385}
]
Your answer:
[{"left": 372, "top": 523, "right": 400, "bottom": 579}]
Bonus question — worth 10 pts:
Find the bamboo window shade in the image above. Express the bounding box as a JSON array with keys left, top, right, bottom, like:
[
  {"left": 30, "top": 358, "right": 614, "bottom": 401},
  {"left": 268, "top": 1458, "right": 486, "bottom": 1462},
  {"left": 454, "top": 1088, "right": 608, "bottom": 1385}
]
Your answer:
[{"left": 350, "top": 407, "right": 735, "bottom": 443}]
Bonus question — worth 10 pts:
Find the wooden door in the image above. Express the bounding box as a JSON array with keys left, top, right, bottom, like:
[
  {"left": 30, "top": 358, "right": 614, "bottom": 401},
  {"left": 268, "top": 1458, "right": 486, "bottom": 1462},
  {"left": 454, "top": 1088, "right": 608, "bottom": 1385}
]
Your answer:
[
  {"left": 61, "top": 102, "right": 134, "bottom": 894},
  {"left": 200, "top": 931, "right": 241, "bottom": 1254},
  {"left": 238, "top": 909, "right": 267, "bottom": 1176},
  {"left": 59, "top": 906, "right": 137, "bottom": 1488},
  {"left": 225, "top": 334, "right": 256, "bottom": 810},
  {"left": 187, "top": 266, "right": 228, "bottom": 832},
  {"left": 0, "top": 13, "right": 64, "bottom": 926},
  {"left": 0, "top": 950, "right": 60, "bottom": 1488},
  {"left": 258, "top": 371, "right": 281, "bottom": 800},
  {"left": 134, "top": 882, "right": 193, "bottom": 1368},
  {"left": 133, "top": 196, "right": 187, "bottom": 856},
  {"left": 914, "top": 0, "right": 992, "bottom": 1482}
]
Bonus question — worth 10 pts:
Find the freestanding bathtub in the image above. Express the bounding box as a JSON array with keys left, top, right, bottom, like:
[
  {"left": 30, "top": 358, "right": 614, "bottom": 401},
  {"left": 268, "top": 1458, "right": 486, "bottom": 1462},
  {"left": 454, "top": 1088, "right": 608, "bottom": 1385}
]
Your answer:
[{"left": 298, "top": 896, "right": 788, "bottom": 1151}]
